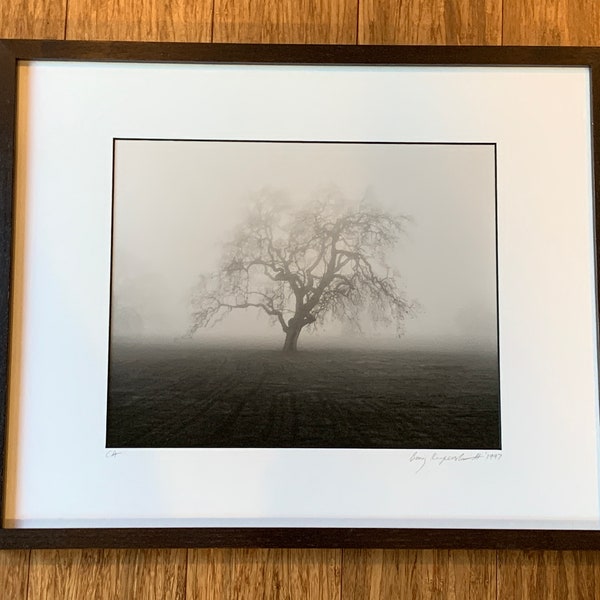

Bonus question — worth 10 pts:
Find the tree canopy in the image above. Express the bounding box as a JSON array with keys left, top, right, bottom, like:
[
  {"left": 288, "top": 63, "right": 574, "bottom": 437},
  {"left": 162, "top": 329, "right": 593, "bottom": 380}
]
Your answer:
[{"left": 190, "top": 190, "right": 413, "bottom": 351}]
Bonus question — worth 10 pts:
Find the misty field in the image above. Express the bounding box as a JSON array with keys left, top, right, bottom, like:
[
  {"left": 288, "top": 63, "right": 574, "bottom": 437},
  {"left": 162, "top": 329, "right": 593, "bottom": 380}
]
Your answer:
[{"left": 106, "top": 343, "right": 500, "bottom": 449}]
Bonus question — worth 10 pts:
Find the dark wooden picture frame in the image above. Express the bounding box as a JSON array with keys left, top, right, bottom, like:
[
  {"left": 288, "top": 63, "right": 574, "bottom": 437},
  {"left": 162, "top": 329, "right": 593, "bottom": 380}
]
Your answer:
[{"left": 1, "top": 40, "right": 599, "bottom": 549}]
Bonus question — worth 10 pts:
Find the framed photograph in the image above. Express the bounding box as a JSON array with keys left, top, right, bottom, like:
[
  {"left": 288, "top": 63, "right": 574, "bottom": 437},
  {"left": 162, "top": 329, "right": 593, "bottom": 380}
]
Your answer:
[{"left": 0, "top": 40, "right": 599, "bottom": 549}]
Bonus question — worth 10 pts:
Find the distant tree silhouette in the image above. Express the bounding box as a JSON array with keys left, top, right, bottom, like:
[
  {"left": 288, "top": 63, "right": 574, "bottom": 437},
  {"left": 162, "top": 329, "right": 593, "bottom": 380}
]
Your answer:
[{"left": 190, "top": 190, "right": 413, "bottom": 351}]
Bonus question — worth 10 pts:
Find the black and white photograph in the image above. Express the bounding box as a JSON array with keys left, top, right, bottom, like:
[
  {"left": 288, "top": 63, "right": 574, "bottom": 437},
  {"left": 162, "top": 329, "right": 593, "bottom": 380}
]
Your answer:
[{"left": 106, "top": 140, "right": 500, "bottom": 449}]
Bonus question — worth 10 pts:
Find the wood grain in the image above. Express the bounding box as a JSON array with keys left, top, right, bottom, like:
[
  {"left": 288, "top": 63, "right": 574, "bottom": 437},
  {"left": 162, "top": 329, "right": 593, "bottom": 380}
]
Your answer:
[
  {"left": 0, "top": 0, "right": 67, "bottom": 39},
  {"left": 213, "top": 0, "right": 358, "bottom": 43},
  {"left": 341, "top": 549, "right": 496, "bottom": 600},
  {"left": 0, "top": 550, "right": 29, "bottom": 600},
  {"left": 186, "top": 549, "right": 233, "bottom": 600},
  {"left": 186, "top": 548, "right": 341, "bottom": 599},
  {"left": 358, "top": 0, "right": 502, "bottom": 45},
  {"left": 65, "top": 0, "right": 213, "bottom": 41},
  {"left": 28, "top": 549, "right": 187, "bottom": 599},
  {"left": 503, "top": 0, "right": 600, "bottom": 45},
  {"left": 497, "top": 551, "right": 600, "bottom": 599}
]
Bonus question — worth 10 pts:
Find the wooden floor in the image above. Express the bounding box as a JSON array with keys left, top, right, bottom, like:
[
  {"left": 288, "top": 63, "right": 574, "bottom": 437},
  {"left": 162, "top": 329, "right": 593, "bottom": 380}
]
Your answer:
[{"left": 2, "top": 0, "right": 600, "bottom": 597}]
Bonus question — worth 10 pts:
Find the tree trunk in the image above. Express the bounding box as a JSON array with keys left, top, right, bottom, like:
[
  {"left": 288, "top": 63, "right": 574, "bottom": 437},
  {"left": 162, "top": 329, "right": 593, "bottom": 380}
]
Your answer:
[{"left": 282, "top": 326, "right": 302, "bottom": 352}]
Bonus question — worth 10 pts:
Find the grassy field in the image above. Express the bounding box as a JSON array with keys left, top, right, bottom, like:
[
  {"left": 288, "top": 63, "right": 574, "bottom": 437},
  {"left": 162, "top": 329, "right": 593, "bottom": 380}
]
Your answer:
[{"left": 106, "top": 342, "right": 500, "bottom": 449}]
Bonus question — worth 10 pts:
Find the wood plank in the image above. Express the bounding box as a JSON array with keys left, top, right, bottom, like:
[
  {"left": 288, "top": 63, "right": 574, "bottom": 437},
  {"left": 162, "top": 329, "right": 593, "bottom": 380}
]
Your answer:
[
  {"left": 186, "top": 549, "right": 234, "bottom": 600},
  {"left": 65, "top": 0, "right": 213, "bottom": 41},
  {"left": 0, "top": 550, "right": 29, "bottom": 600},
  {"left": 28, "top": 550, "right": 114, "bottom": 599},
  {"left": 0, "top": 0, "right": 67, "bottom": 39},
  {"left": 503, "top": 0, "right": 600, "bottom": 45},
  {"left": 341, "top": 549, "right": 495, "bottom": 600},
  {"left": 114, "top": 549, "right": 187, "bottom": 599},
  {"left": 278, "top": 548, "right": 341, "bottom": 600},
  {"left": 213, "top": 0, "right": 358, "bottom": 44},
  {"left": 28, "top": 549, "right": 187, "bottom": 599},
  {"left": 358, "top": 0, "right": 501, "bottom": 45},
  {"left": 446, "top": 550, "right": 496, "bottom": 600},
  {"left": 187, "top": 548, "right": 341, "bottom": 599},
  {"left": 498, "top": 550, "right": 600, "bottom": 599}
]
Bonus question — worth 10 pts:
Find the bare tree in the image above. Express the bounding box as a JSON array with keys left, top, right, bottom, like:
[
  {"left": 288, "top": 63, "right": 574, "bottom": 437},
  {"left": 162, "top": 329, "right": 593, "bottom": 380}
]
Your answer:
[{"left": 190, "top": 190, "right": 413, "bottom": 351}]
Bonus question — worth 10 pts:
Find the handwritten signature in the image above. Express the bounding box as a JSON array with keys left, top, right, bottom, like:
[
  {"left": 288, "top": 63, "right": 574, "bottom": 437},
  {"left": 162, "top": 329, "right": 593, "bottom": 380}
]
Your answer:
[
  {"left": 409, "top": 451, "right": 502, "bottom": 473},
  {"left": 105, "top": 450, "right": 123, "bottom": 458}
]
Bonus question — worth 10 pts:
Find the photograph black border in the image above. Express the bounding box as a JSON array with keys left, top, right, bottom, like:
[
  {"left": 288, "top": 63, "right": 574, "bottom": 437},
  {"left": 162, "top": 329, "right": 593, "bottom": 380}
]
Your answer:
[
  {"left": 107, "top": 138, "right": 501, "bottom": 450},
  {"left": 0, "top": 40, "right": 598, "bottom": 549}
]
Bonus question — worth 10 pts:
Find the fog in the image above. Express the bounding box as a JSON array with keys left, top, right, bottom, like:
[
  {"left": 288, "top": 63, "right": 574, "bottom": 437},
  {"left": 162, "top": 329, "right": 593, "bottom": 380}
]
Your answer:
[{"left": 111, "top": 140, "right": 497, "bottom": 352}]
